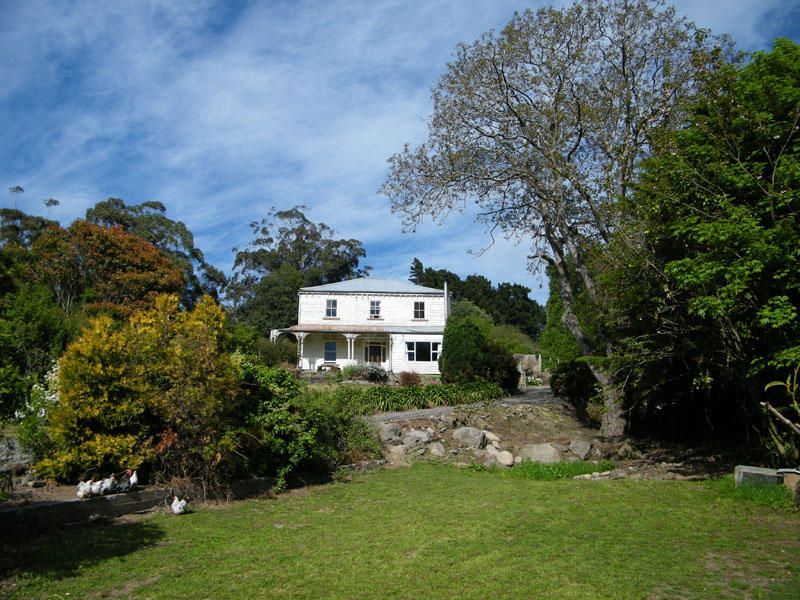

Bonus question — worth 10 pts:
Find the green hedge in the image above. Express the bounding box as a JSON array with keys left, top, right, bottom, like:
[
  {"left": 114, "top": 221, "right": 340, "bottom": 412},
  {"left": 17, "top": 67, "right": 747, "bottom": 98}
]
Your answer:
[{"left": 333, "top": 382, "right": 503, "bottom": 414}]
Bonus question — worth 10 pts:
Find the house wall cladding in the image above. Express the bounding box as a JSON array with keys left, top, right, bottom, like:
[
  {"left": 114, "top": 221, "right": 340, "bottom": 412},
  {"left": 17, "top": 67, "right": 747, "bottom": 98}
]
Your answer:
[
  {"left": 301, "top": 333, "right": 442, "bottom": 374},
  {"left": 299, "top": 293, "right": 446, "bottom": 327}
]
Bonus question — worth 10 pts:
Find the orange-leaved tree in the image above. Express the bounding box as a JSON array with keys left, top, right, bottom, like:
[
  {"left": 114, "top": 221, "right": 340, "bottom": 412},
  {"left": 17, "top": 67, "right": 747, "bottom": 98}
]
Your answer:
[{"left": 30, "top": 220, "right": 184, "bottom": 317}]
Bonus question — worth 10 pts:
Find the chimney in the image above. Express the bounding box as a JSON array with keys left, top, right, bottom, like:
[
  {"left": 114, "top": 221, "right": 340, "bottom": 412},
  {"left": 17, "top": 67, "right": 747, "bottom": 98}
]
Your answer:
[{"left": 444, "top": 280, "right": 450, "bottom": 320}]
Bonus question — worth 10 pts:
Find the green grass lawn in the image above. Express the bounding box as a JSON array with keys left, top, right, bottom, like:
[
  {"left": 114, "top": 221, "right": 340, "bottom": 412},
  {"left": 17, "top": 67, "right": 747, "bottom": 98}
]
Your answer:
[{"left": 2, "top": 463, "right": 798, "bottom": 599}]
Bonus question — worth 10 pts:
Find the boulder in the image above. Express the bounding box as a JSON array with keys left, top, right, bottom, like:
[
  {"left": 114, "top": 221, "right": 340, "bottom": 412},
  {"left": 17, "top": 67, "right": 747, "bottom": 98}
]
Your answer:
[
  {"left": 452, "top": 427, "right": 485, "bottom": 449},
  {"left": 402, "top": 429, "right": 431, "bottom": 448},
  {"left": 616, "top": 441, "right": 635, "bottom": 459},
  {"left": 428, "top": 442, "right": 446, "bottom": 458},
  {"left": 518, "top": 443, "right": 561, "bottom": 464},
  {"left": 569, "top": 440, "right": 592, "bottom": 460},
  {"left": 483, "top": 431, "right": 500, "bottom": 444},
  {"left": 386, "top": 445, "right": 408, "bottom": 464},
  {"left": 377, "top": 422, "right": 402, "bottom": 444},
  {"left": 481, "top": 451, "right": 499, "bottom": 469},
  {"left": 497, "top": 451, "right": 514, "bottom": 467}
]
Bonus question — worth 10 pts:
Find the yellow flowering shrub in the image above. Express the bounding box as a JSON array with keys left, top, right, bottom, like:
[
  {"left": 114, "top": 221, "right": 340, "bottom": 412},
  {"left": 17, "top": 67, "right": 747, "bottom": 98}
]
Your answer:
[{"left": 35, "top": 294, "right": 239, "bottom": 483}]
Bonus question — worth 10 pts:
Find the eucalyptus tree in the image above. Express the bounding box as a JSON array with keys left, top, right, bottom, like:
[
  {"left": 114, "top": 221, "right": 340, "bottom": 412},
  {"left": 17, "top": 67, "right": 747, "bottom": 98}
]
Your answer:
[
  {"left": 381, "top": 0, "right": 713, "bottom": 436},
  {"left": 228, "top": 206, "right": 370, "bottom": 332}
]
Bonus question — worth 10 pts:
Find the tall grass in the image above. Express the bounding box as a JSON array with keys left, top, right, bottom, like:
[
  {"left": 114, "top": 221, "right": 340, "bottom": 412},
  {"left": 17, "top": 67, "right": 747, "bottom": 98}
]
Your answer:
[
  {"left": 707, "top": 475, "right": 797, "bottom": 510},
  {"left": 329, "top": 381, "right": 503, "bottom": 413}
]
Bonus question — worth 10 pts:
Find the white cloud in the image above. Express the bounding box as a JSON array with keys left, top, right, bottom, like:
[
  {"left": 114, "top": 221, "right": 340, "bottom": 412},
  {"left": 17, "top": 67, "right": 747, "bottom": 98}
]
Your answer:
[{"left": 1, "top": 0, "right": 793, "bottom": 309}]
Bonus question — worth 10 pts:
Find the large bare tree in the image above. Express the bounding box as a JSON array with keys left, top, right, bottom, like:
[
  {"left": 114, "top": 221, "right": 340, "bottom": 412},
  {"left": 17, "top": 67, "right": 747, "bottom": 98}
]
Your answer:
[{"left": 381, "top": 0, "right": 712, "bottom": 437}]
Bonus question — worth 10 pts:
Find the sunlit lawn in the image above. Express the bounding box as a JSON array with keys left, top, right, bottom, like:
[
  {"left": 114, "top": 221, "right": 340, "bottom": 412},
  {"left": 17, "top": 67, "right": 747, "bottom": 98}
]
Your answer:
[{"left": 2, "top": 463, "right": 798, "bottom": 599}]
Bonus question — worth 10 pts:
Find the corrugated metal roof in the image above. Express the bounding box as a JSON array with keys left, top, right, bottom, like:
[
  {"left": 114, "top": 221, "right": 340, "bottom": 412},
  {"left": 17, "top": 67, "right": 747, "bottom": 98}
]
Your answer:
[{"left": 299, "top": 277, "right": 443, "bottom": 294}]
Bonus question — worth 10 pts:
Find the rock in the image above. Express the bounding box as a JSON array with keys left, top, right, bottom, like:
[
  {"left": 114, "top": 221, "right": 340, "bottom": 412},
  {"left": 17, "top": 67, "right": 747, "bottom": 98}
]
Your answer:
[
  {"left": 27, "top": 479, "right": 46, "bottom": 488},
  {"left": 518, "top": 443, "right": 561, "bottom": 464},
  {"left": 573, "top": 473, "right": 593, "bottom": 480},
  {"left": 388, "top": 445, "right": 407, "bottom": 457},
  {"left": 497, "top": 451, "right": 514, "bottom": 467},
  {"left": 377, "top": 422, "right": 402, "bottom": 444},
  {"left": 616, "top": 441, "right": 635, "bottom": 459},
  {"left": 490, "top": 440, "right": 501, "bottom": 450},
  {"left": 452, "top": 427, "right": 485, "bottom": 449},
  {"left": 401, "top": 429, "right": 430, "bottom": 448},
  {"left": 485, "top": 444, "right": 500, "bottom": 456},
  {"left": 482, "top": 452, "right": 499, "bottom": 469},
  {"left": 2, "top": 462, "right": 27, "bottom": 476},
  {"left": 483, "top": 431, "right": 500, "bottom": 443},
  {"left": 569, "top": 440, "right": 592, "bottom": 460},
  {"left": 449, "top": 449, "right": 459, "bottom": 455},
  {"left": 428, "top": 442, "right": 446, "bottom": 457},
  {"left": 514, "top": 456, "right": 522, "bottom": 464}
]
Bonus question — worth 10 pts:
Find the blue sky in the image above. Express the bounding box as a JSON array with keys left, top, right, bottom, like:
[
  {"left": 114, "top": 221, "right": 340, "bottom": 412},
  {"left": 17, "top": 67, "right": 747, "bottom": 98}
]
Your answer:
[{"left": 2, "top": 0, "right": 798, "bottom": 305}]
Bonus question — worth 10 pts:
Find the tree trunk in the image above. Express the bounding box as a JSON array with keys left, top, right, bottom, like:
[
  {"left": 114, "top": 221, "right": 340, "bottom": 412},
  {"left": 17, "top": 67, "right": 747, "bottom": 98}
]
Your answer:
[
  {"left": 594, "top": 370, "right": 626, "bottom": 439},
  {"left": 547, "top": 230, "right": 627, "bottom": 438}
]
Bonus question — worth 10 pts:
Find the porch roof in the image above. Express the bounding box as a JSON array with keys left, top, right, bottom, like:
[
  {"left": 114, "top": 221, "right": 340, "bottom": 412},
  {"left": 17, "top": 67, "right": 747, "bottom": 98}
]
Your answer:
[{"left": 282, "top": 323, "right": 444, "bottom": 335}]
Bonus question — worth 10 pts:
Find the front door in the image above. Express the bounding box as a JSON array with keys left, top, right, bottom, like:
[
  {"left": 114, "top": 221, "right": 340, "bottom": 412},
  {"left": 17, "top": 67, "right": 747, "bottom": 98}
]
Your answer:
[{"left": 365, "top": 343, "right": 384, "bottom": 365}]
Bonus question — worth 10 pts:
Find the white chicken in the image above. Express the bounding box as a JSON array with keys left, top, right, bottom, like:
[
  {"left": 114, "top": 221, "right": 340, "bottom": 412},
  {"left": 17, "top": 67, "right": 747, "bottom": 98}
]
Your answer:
[
  {"left": 90, "top": 479, "right": 103, "bottom": 496},
  {"left": 129, "top": 470, "right": 138, "bottom": 488},
  {"left": 100, "top": 475, "right": 116, "bottom": 495},
  {"left": 171, "top": 495, "right": 188, "bottom": 515},
  {"left": 76, "top": 480, "right": 92, "bottom": 499}
]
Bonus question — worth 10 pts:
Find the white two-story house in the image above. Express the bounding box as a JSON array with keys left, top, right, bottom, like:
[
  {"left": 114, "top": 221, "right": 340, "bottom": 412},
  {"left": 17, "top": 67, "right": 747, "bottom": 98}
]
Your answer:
[{"left": 271, "top": 278, "right": 450, "bottom": 374}]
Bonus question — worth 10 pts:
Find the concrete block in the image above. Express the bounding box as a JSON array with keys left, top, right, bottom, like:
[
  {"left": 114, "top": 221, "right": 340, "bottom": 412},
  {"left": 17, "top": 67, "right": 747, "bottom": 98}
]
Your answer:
[
  {"left": 778, "top": 469, "right": 800, "bottom": 504},
  {"left": 734, "top": 465, "right": 783, "bottom": 487}
]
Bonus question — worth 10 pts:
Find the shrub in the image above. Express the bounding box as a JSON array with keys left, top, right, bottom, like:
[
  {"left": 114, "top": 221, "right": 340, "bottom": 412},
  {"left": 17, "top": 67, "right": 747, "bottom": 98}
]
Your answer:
[
  {"left": 484, "top": 340, "right": 520, "bottom": 393},
  {"left": 398, "top": 371, "right": 422, "bottom": 386},
  {"left": 236, "top": 360, "right": 383, "bottom": 486},
  {"left": 341, "top": 364, "right": 366, "bottom": 380},
  {"left": 36, "top": 295, "right": 241, "bottom": 484},
  {"left": 15, "top": 362, "right": 59, "bottom": 461},
  {"left": 365, "top": 365, "right": 388, "bottom": 384},
  {"left": 550, "top": 360, "right": 599, "bottom": 424},
  {"left": 441, "top": 316, "right": 519, "bottom": 392},
  {"left": 441, "top": 317, "right": 488, "bottom": 384},
  {"left": 255, "top": 337, "right": 297, "bottom": 367},
  {"left": 333, "top": 381, "right": 503, "bottom": 414}
]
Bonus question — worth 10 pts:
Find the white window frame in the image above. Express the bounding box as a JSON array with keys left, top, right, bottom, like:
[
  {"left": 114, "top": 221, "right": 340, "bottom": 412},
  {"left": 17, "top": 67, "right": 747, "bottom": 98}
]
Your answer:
[
  {"left": 413, "top": 301, "right": 425, "bottom": 319},
  {"left": 406, "top": 341, "right": 439, "bottom": 362},
  {"left": 325, "top": 299, "right": 337, "bottom": 318},
  {"left": 369, "top": 300, "right": 381, "bottom": 319}
]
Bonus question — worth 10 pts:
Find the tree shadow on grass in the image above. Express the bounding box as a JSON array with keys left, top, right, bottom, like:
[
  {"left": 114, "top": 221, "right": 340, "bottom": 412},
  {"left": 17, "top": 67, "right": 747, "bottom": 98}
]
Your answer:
[{"left": 0, "top": 518, "right": 165, "bottom": 583}]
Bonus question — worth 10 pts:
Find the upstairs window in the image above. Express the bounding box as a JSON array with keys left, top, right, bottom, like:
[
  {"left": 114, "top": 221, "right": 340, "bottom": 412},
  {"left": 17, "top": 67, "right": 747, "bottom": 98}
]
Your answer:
[
  {"left": 369, "top": 300, "right": 381, "bottom": 319},
  {"left": 413, "top": 301, "right": 425, "bottom": 319},
  {"left": 325, "top": 299, "right": 337, "bottom": 318}
]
